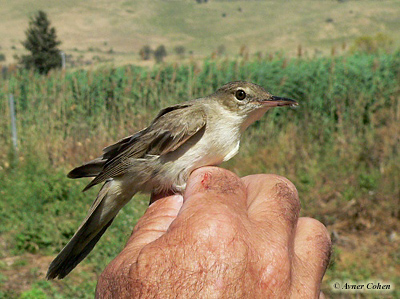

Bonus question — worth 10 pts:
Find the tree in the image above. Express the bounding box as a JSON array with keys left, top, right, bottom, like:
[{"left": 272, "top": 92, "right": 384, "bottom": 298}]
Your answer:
[
  {"left": 154, "top": 45, "right": 167, "bottom": 63},
  {"left": 174, "top": 45, "right": 185, "bottom": 59},
  {"left": 139, "top": 45, "right": 152, "bottom": 60},
  {"left": 20, "top": 10, "right": 62, "bottom": 74}
]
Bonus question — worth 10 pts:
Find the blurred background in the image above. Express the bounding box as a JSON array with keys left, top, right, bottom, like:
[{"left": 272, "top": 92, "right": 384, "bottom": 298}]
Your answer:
[{"left": 0, "top": 0, "right": 399, "bottom": 298}]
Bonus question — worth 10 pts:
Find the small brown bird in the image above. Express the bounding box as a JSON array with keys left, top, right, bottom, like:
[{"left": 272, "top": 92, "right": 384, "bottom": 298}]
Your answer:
[{"left": 46, "top": 81, "right": 298, "bottom": 279}]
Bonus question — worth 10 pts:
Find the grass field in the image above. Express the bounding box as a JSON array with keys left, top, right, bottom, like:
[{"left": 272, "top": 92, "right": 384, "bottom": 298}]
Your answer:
[
  {"left": 0, "top": 50, "right": 399, "bottom": 297},
  {"left": 0, "top": 0, "right": 400, "bottom": 65}
]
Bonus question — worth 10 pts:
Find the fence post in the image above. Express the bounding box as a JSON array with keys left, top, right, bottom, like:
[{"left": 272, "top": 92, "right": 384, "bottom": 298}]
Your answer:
[
  {"left": 60, "top": 51, "right": 66, "bottom": 70},
  {"left": 9, "top": 93, "right": 18, "bottom": 152}
]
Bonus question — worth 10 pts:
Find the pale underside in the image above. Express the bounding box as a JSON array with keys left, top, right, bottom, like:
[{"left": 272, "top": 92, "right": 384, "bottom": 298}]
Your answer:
[{"left": 85, "top": 98, "right": 246, "bottom": 197}]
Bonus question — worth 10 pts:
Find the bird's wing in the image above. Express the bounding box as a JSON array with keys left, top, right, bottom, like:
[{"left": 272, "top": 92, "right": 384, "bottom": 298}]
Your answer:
[{"left": 82, "top": 103, "right": 206, "bottom": 191}]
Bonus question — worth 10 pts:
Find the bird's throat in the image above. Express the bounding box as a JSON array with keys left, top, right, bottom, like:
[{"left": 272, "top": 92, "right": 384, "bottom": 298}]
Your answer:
[{"left": 240, "top": 106, "right": 270, "bottom": 132}]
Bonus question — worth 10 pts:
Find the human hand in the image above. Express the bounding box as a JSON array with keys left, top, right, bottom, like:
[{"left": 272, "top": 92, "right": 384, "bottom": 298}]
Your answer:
[{"left": 96, "top": 167, "right": 331, "bottom": 298}]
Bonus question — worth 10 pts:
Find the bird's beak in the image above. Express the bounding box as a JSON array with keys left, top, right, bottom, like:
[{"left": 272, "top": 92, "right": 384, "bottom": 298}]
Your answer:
[{"left": 260, "top": 96, "right": 298, "bottom": 107}]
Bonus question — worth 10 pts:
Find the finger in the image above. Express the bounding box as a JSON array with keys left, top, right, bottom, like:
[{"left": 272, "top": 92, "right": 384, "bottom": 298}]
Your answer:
[
  {"left": 291, "top": 217, "right": 332, "bottom": 298},
  {"left": 116, "top": 194, "right": 183, "bottom": 263},
  {"left": 99, "top": 194, "right": 183, "bottom": 287},
  {"left": 168, "top": 167, "right": 248, "bottom": 243},
  {"left": 182, "top": 166, "right": 247, "bottom": 212},
  {"left": 242, "top": 174, "right": 301, "bottom": 246}
]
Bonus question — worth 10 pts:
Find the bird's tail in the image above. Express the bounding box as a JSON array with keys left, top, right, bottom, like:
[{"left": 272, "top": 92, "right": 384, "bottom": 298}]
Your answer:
[{"left": 46, "top": 179, "right": 135, "bottom": 279}]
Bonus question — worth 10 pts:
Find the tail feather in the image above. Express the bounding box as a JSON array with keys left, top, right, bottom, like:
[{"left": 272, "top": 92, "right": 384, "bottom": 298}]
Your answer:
[
  {"left": 68, "top": 157, "right": 106, "bottom": 179},
  {"left": 46, "top": 180, "right": 135, "bottom": 279},
  {"left": 46, "top": 217, "right": 115, "bottom": 279}
]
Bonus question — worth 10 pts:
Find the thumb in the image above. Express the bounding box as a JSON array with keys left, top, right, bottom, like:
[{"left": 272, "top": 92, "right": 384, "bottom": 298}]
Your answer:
[{"left": 124, "top": 194, "right": 183, "bottom": 257}]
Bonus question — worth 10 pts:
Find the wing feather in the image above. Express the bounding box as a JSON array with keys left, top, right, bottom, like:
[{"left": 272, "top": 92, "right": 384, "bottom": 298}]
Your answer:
[{"left": 82, "top": 103, "right": 206, "bottom": 191}]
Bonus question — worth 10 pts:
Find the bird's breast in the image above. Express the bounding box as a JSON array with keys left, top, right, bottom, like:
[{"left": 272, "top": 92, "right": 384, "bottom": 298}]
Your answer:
[
  {"left": 157, "top": 116, "right": 240, "bottom": 190},
  {"left": 143, "top": 105, "right": 244, "bottom": 193}
]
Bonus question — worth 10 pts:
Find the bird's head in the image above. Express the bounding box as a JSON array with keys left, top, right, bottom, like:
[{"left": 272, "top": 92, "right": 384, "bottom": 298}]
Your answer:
[{"left": 213, "top": 81, "right": 298, "bottom": 130}]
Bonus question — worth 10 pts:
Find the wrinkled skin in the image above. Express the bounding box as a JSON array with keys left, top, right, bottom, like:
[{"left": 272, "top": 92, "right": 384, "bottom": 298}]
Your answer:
[{"left": 96, "top": 167, "right": 331, "bottom": 298}]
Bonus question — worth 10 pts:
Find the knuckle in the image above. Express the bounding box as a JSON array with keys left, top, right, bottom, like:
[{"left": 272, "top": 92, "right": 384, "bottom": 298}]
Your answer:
[
  {"left": 253, "top": 174, "right": 300, "bottom": 215},
  {"left": 296, "top": 217, "right": 332, "bottom": 270},
  {"left": 189, "top": 211, "right": 239, "bottom": 242},
  {"left": 311, "top": 221, "right": 332, "bottom": 263},
  {"left": 272, "top": 175, "right": 299, "bottom": 203},
  {"left": 270, "top": 176, "right": 300, "bottom": 225},
  {"left": 189, "top": 167, "right": 244, "bottom": 195},
  {"left": 301, "top": 218, "right": 331, "bottom": 252}
]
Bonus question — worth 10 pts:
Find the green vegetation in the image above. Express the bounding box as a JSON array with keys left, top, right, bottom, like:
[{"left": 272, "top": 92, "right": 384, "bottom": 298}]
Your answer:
[
  {"left": 2, "top": 1, "right": 400, "bottom": 65},
  {"left": 154, "top": 45, "right": 167, "bottom": 63},
  {"left": 350, "top": 33, "right": 394, "bottom": 54},
  {"left": 1, "top": 52, "right": 399, "bottom": 297},
  {"left": 19, "top": 10, "right": 62, "bottom": 74},
  {"left": 139, "top": 45, "right": 152, "bottom": 60},
  {"left": 174, "top": 45, "right": 186, "bottom": 59}
]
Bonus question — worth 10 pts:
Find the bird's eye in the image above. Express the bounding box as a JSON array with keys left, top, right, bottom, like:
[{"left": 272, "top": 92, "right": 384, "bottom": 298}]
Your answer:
[{"left": 235, "top": 89, "right": 246, "bottom": 101}]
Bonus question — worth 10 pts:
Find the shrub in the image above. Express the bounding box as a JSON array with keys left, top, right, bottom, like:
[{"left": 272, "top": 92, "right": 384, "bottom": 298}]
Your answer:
[
  {"left": 154, "top": 45, "right": 167, "bottom": 63},
  {"left": 174, "top": 45, "right": 186, "bottom": 59},
  {"left": 350, "top": 33, "right": 394, "bottom": 54},
  {"left": 139, "top": 45, "right": 152, "bottom": 60}
]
